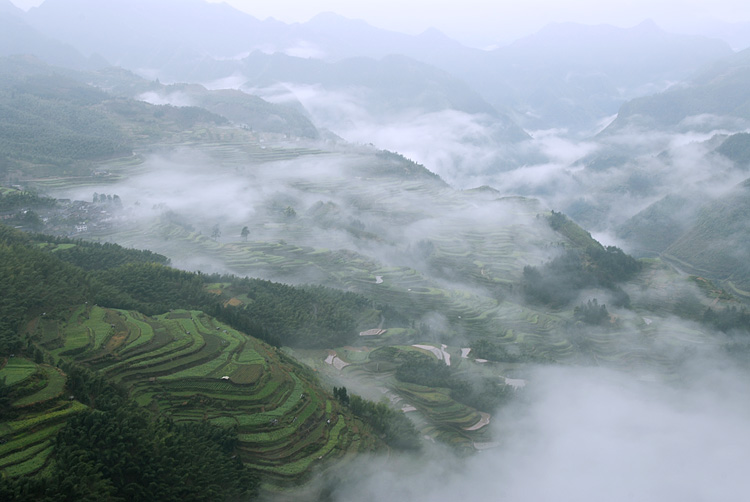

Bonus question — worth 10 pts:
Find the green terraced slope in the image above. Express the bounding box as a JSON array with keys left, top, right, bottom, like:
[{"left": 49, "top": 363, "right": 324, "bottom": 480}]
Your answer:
[
  {"left": 0, "top": 357, "right": 88, "bottom": 479},
  {"left": 32, "top": 307, "right": 378, "bottom": 487}
]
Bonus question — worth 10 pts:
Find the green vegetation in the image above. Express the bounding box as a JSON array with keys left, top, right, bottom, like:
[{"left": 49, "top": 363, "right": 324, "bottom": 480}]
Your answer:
[
  {"left": 522, "top": 242, "right": 641, "bottom": 307},
  {"left": 346, "top": 393, "right": 421, "bottom": 451},
  {"left": 1, "top": 403, "right": 256, "bottom": 501},
  {"left": 717, "top": 132, "right": 750, "bottom": 166},
  {"left": 4, "top": 47, "right": 749, "bottom": 498},
  {"left": 393, "top": 351, "right": 513, "bottom": 414},
  {"left": 0, "top": 71, "right": 131, "bottom": 169},
  {"left": 663, "top": 180, "right": 750, "bottom": 294},
  {"left": 12, "top": 365, "right": 66, "bottom": 407},
  {"left": 0, "top": 358, "right": 37, "bottom": 386},
  {"left": 703, "top": 306, "right": 750, "bottom": 333},
  {"left": 573, "top": 299, "right": 611, "bottom": 325},
  {"left": 0, "top": 55, "right": 230, "bottom": 179},
  {"left": 0, "top": 224, "right": 384, "bottom": 490},
  {"left": 547, "top": 210, "right": 602, "bottom": 249},
  {"left": 0, "top": 190, "right": 56, "bottom": 214}
]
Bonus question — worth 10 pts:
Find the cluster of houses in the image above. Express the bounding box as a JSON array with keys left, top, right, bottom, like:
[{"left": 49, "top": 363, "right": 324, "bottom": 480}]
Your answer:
[{"left": 2, "top": 193, "right": 119, "bottom": 237}]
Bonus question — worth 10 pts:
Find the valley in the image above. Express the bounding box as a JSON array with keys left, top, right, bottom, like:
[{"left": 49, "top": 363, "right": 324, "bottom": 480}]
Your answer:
[{"left": 2, "top": 1, "right": 750, "bottom": 500}]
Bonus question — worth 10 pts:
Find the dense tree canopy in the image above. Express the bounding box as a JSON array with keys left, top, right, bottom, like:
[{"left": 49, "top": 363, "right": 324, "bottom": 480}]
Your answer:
[{"left": 521, "top": 245, "right": 640, "bottom": 308}]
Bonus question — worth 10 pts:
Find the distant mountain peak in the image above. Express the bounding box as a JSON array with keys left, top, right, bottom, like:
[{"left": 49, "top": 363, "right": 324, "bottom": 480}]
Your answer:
[
  {"left": 631, "top": 19, "right": 663, "bottom": 33},
  {"left": 417, "top": 26, "right": 452, "bottom": 41}
]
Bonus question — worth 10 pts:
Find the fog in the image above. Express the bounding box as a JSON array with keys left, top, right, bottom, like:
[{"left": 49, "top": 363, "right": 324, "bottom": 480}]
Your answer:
[
  {"left": 54, "top": 143, "right": 555, "bottom": 286},
  {"left": 246, "top": 82, "right": 750, "bottom": 247},
  {"left": 60, "top": 129, "right": 750, "bottom": 502},
  {"left": 309, "top": 347, "right": 750, "bottom": 502}
]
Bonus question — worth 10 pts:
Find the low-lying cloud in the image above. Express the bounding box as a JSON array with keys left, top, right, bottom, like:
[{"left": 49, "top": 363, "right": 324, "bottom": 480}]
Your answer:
[{"left": 322, "top": 353, "right": 750, "bottom": 502}]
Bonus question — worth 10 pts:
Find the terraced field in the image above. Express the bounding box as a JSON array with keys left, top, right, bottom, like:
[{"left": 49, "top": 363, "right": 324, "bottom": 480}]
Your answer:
[
  {"left": 34, "top": 139, "right": 728, "bottom": 459},
  {"left": 290, "top": 344, "right": 496, "bottom": 451},
  {"left": 30, "top": 306, "right": 374, "bottom": 487},
  {"left": 0, "top": 358, "right": 87, "bottom": 478}
]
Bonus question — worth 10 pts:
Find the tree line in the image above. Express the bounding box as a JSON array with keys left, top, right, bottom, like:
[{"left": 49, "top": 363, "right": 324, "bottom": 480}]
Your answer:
[
  {"left": 521, "top": 244, "right": 640, "bottom": 308},
  {"left": 333, "top": 386, "right": 420, "bottom": 451}
]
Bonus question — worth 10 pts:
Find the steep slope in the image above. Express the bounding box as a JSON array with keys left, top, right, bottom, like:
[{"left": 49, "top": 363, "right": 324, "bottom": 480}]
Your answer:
[
  {"left": 616, "top": 194, "right": 704, "bottom": 257},
  {"left": 87, "top": 68, "right": 321, "bottom": 139},
  {"left": 0, "top": 226, "right": 385, "bottom": 489},
  {"left": 23, "top": 1, "right": 734, "bottom": 134},
  {"left": 0, "top": 62, "right": 133, "bottom": 170},
  {"left": 603, "top": 47, "right": 750, "bottom": 133},
  {"left": 483, "top": 20, "right": 733, "bottom": 131},
  {"left": 0, "top": 56, "right": 324, "bottom": 180},
  {"left": 238, "top": 52, "right": 505, "bottom": 119},
  {"left": 716, "top": 132, "right": 750, "bottom": 167},
  {"left": 275, "top": 18, "right": 734, "bottom": 133},
  {"left": 662, "top": 179, "right": 750, "bottom": 295}
]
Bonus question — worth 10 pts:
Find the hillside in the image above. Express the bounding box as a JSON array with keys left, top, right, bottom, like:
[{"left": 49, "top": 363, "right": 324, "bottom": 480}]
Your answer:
[
  {"left": 4, "top": 3, "right": 750, "bottom": 498},
  {"left": 0, "top": 226, "right": 391, "bottom": 493},
  {"left": 0, "top": 7, "right": 102, "bottom": 70},
  {"left": 21, "top": 1, "right": 735, "bottom": 133},
  {"left": 662, "top": 179, "right": 750, "bottom": 295},
  {"left": 4, "top": 118, "right": 720, "bottom": 468},
  {"left": 616, "top": 193, "right": 704, "bottom": 257},
  {"left": 237, "top": 52, "right": 502, "bottom": 119},
  {"left": 603, "top": 47, "right": 750, "bottom": 133},
  {"left": 0, "top": 56, "right": 326, "bottom": 182},
  {"left": 716, "top": 132, "right": 750, "bottom": 167},
  {"left": 479, "top": 20, "right": 733, "bottom": 131}
]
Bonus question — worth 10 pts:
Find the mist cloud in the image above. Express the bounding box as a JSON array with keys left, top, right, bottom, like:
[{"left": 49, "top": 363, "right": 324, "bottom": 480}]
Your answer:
[
  {"left": 137, "top": 90, "right": 195, "bottom": 107},
  {"left": 323, "top": 354, "right": 750, "bottom": 502}
]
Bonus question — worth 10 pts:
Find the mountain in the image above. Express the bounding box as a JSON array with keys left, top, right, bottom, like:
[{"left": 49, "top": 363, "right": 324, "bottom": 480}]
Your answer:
[
  {"left": 281, "top": 18, "right": 734, "bottom": 133},
  {"left": 23, "top": 1, "right": 734, "bottom": 135},
  {"left": 288, "top": 11, "right": 475, "bottom": 63},
  {"left": 23, "top": 0, "right": 528, "bottom": 146},
  {"left": 716, "top": 132, "right": 750, "bottom": 167},
  {"left": 603, "top": 47, "right": 750, "bottom": 134},
  {"left": 616, "top": 194, "right": 705, "bottom": 257},
  {"left": 238, "top": 52, "right": 504, "bottom": 118},
  {"left": 662, "top": 179, "right": 750, "bottom": 295},
  {"left": 83, "top": 67, "right": 321, "bottom": 139},
  {"left": 0, "top": 55, "right": 326, "bottom": 183},
  {"left": 24, "top": 0, "right": 277, "bottom": 70},
  {"left": 0, "top": 56, "right": 237, "bottom": 178},
  {"left": 0, "top": 6, "right": 104, "bottom": 69},
  {"left": 615, "top": 133, "right": 750, "bottom": 292},
  {"left": 24, "top": 1, "right": 475, "bottom": 77},
  {"left": 278, "top": 17, "right": 734, "bottom": 133},
  {"left": 0, "top": 56, "right": 134, "bottom": 173},
  {"left": 674, "top": 18, "right": 750, "bottom": 51},
  {"left": 478, "top": 20, "right": 733, "bottom": 132}
]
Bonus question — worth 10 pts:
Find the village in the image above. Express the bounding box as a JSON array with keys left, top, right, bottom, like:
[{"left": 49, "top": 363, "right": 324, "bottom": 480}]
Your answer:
[{"left": 0, "top": 185, "right": 122, "bottom": 237}]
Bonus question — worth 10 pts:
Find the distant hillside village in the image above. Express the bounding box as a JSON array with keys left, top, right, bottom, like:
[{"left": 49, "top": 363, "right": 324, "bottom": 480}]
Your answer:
[{"left": 0, "top": 186, "right": 121, "bottom": 237}]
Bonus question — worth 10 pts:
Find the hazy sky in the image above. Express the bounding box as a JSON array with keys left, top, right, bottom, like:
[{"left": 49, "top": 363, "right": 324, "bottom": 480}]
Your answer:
[{"left": 9, "top": 0, "right": 750, "bottom": 45}]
